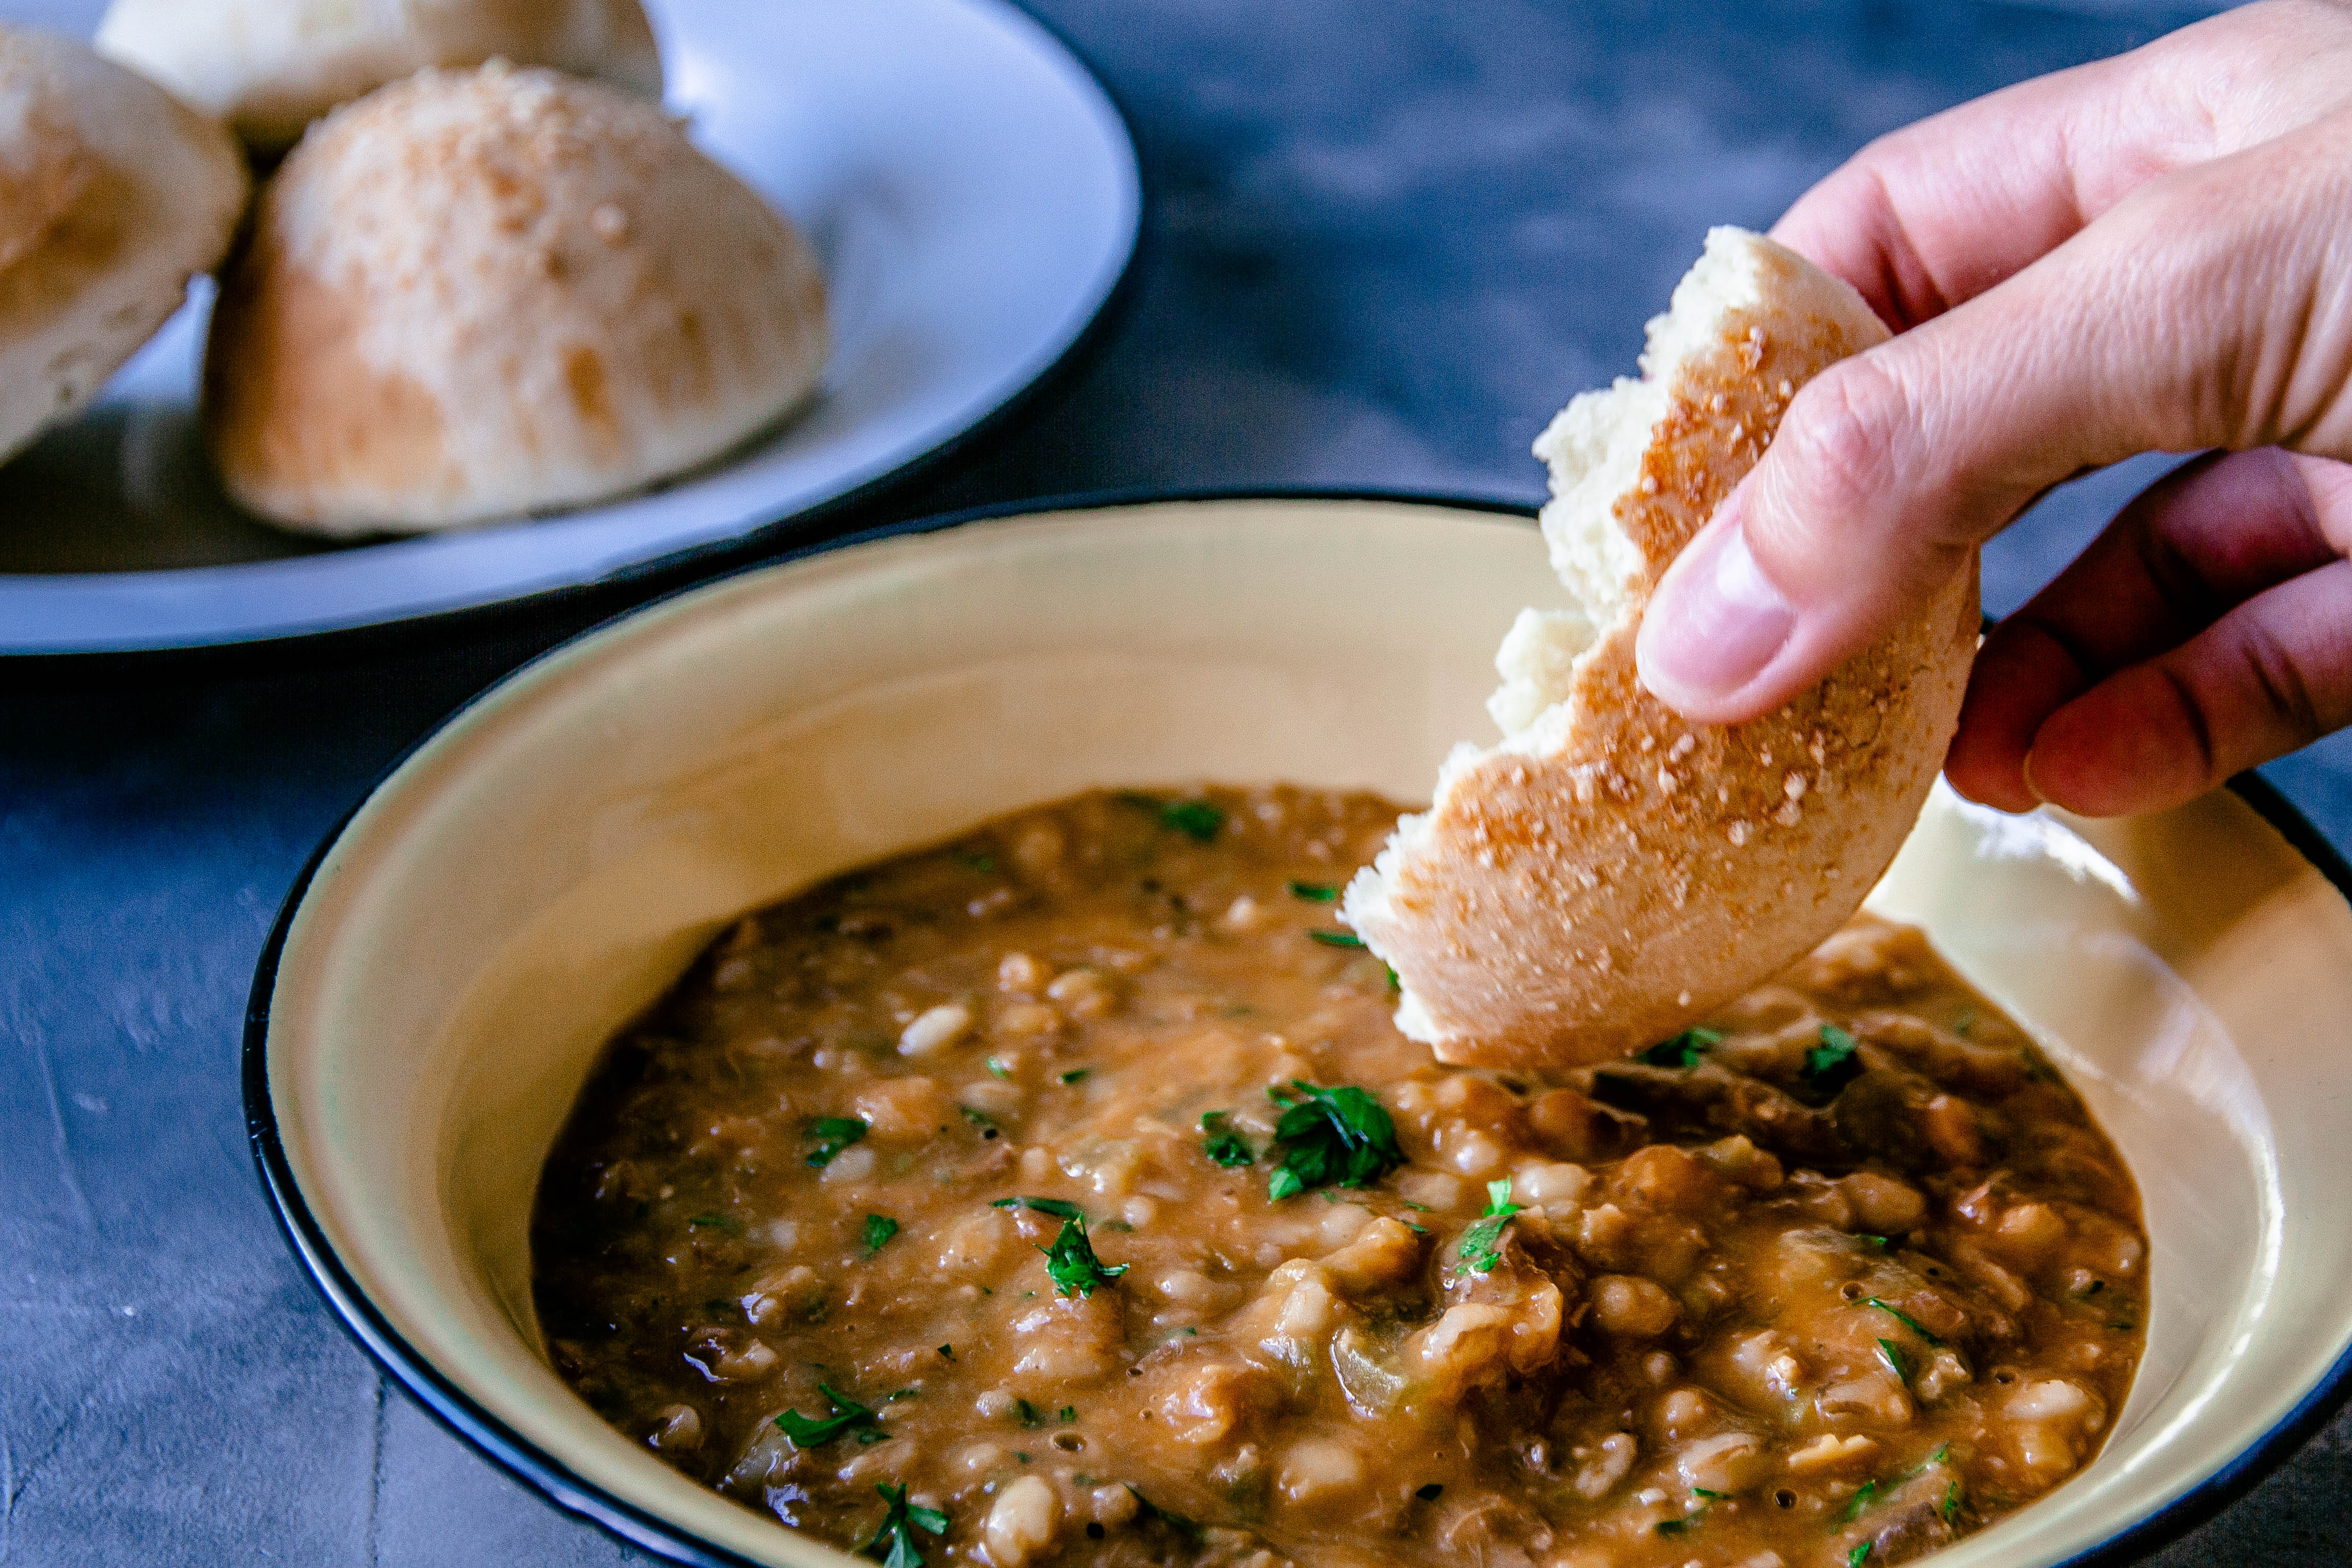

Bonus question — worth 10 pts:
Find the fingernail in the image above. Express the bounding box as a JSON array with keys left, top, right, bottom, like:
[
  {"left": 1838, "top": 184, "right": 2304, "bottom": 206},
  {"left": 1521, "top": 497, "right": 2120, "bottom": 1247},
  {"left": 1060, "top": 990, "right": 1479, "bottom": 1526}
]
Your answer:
[{"left": 1639, "top": 504, "right": 1797, "bottom": 707}]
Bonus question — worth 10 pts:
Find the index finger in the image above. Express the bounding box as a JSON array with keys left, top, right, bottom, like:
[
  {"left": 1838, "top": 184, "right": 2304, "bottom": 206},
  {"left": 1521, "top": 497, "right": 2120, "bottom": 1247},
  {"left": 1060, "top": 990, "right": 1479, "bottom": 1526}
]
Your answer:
[{"left": 1770, "top": 1, "right": 2352, "bottom": 327}]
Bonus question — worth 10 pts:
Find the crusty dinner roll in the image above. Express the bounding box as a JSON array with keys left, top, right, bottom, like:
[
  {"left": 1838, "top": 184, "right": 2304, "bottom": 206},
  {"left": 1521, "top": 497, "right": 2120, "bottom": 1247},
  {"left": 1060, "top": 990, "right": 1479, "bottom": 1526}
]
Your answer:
[
  {"left": 0, "top": 27, "right": 246, "bottom": 468},
  {"left": 1343, "top": 227, "right": 1979, "bottom": 1070},
  {"left": 94, "top": 0, "right": 662, "bottom": 155},
  {"left": 203, "top": 61, "right": 829, "bottom": 537}
]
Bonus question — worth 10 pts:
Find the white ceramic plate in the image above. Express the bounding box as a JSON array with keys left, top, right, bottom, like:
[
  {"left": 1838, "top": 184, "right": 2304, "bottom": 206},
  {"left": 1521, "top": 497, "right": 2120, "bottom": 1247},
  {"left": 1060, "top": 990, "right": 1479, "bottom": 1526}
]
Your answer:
[
  {"left": 248, "top": 496, "right": 2352, "bottom": 1568},
  {"left": 0, "top": 0, "right": 1139, "bottom": 653}
]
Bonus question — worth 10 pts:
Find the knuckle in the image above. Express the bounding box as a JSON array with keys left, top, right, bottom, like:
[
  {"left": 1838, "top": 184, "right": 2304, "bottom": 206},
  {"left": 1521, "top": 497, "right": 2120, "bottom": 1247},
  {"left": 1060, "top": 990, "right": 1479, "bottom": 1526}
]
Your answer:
[
  {"left": 2232, "top": 620, "right": 2326, "bottom": 744},
  {"left": 1770, "top": 356, "right": 1915, "bottom": 527}
]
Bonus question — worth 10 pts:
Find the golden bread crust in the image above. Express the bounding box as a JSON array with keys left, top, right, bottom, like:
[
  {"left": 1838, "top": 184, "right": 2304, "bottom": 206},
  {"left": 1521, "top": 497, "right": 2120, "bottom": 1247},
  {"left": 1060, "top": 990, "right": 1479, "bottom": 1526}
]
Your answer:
[{"left": 1345, "top": 230, "right": 1980, "bottom": 1069}]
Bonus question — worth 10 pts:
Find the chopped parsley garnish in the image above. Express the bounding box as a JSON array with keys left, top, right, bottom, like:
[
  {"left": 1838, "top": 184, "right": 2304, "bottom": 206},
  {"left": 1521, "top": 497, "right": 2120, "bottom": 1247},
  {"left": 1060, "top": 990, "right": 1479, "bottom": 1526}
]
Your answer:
[
  {"left": 1862, "top": 1297, "right": 1945, "bottom": 1346},
  {"left": 986, "top": 1058, "right": 1013, "bottom": 1079},
  {"left": 1641, "top": 1026, "right": 1722, "bottom": 1068},
  {"left": 1308, "top": 930, "right": 1367, "bottom": 949},
  {"left": 1876, "top": 1338, "right": 1910, "bottom": 1382},
  {"left": 1264, "top": 1080, "right": 1403, "bottom": 1200},
  {"left": 1456, "top": 1178, "right": 1526, "bottom": 1273},
  {"left": 806, "top": 1116, "right": 869, "bottom": 1168},
  {"left": 958, "top": 1106, "right": 997, "bottom": 1131},
  {"left": 1015, "top": 1399, "right": 1043, "bottom": 1428},
  {"left": 776, "top": 1384, "right": 878, "bottom": 1446},
  {"left": 991, "top": 1196, "right": 1085, "bottom": 1220},
  {"left": 1858, "top": 1234, "right": 1891, "bottom": 1250},
  {"left": 1041, "top": 1214, "right": 1128, "bottom": 1298},
  {"left": 1159, "top": 799, "right": 1226, "bottom": 842},
  {"left": 865, "top": 1483, "right": 948, "bottom": 1568},
  {"left": 1941, "top": 1478, "right": 1963, "bottom": 1523},
  {"left": 1848, "top": 1544, "right": 1873, "bottom": 1567},
  {"left": 1058, "top": 1405, "right": 1078, "bottom": 1424},
  {"left": 1126, "top": 1488, "right": 1205, "bottom": 1545},
  {"left": 1655, "top": 1519, "right": 1691, "bottom": 1537},
  {"left": 686, "top": 1212, "right": 736, "bottom": 1230},
  {"left": 1692, "top": 1488, "right": 1727, "bottom": 1500},
  {"left": 1415, "top": 1484, "right": 1444, "bottom": 1501},
  {"left": 1059, "top": 1069, "right": 1091, "bottom": 1085},
  {"left": 863, "top": 1214, "right": 899, "bottom": 1254},
  {"left": 936, "top": 1343, "right": 954, "bottom": 1360},
  {"left": 1841, "top": 1479, "right": 1881, "bottom": 1523},
  {"left": 1287, "top": 880, "right": 1340, "bottom": 902},
  {"left": 1801, "top": 1024, "right": 1863, "bottom": 1094},
  {"left": 1914, "top": 1443, "right": 1950, "bottom": 1474},
  {"left": 1199, "top": 1111, "right": 1255, "bottom": 1168}
]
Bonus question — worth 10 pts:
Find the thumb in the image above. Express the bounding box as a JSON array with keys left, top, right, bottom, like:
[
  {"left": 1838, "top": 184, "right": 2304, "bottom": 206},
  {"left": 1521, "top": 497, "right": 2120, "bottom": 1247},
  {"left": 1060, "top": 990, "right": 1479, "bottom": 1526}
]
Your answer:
[{"left": 1635, "top": 121, "right": 2352, "bottom": 723}]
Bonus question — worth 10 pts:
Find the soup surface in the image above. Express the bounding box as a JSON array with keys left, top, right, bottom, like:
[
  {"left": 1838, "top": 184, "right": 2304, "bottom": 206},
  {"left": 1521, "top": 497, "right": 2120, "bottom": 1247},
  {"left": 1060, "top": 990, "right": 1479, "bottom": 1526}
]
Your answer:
[{"left": 533, "top": 786, "right": 2146, "bottom": 1568}]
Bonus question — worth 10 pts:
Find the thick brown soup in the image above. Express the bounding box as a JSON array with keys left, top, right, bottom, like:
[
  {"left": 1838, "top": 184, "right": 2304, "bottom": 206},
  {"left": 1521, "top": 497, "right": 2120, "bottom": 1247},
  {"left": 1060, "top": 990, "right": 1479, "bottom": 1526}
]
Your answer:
[{"left": 532, "top": 786, "right": 2146, "bottom": 1568}]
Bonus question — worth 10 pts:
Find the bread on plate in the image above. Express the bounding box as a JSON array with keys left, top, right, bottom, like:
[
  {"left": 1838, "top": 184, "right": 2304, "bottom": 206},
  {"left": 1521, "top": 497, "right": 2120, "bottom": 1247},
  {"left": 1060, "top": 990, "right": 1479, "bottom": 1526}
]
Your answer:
[
  {"left": 0, "top": 25, "right": 246, "bottom": 468},
  {"left": 95, "top": 0, "right": 663, "bottom": 155},
  {"left": 203, "top": 61, "right": 829, "bottom": 537}
]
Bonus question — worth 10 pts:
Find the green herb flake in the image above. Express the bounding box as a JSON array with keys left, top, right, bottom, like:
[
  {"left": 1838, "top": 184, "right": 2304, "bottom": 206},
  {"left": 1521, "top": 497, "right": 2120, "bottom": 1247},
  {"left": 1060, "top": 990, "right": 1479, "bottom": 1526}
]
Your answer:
[
  {"left": 1265, "top": 1080, "right": 1403, "bottom": 1201},
  {"left": 1840, "top": 1480, "right": 1880, "bottom": 1525},
  {"left": 1058, "top": 1406, "right": 1078, "bottom": 1424},
  {"left": 1015, "top": 1399, "right": 1042, "bottom": 1429},
  {"left": 1286, "top": 880, "right": 1339, "bottom": 902},
  {"left": 1858, "top": 1233, "right": 1891, "bottom": 1250},
  {"left": 1692, "top": 1488, "right": 1727, "bottom": 1500},
  {"left": 1655, "top": 1519, "right": 1691, "bottom": 1537},
  {"left": 1199, "top": 1111, "right": 1255, "bottom": 1168},
  {"left": 1040, "top": 1214, "right": 1128, "bottom": 1298},
  {"left": 863, "top": 1214, "right": 899, "bottom": 1254},
  {"left": 1876, "top": 1338, "right": 1910, "bottom": 1383},
  {"left": 885, "top": 1388, "right": 919, "bottom": 1402},
  {"left": 864, "top": 1483, "right": 948, "bottom": 1568},
  {"left": 1940, "top": 1479, "right": 1963, "bottom": 1524},
  {"left": 1952, "top": 1010, "right": 1975, "bottom": 1038},
  {"left": 1862, "top": 1297, "right": 1946, "bottom": 1346},
  {"left": 1126, "top": 1488, "right": 1206, "bottom": 1546},
  {"left": 1848, "top": 1544, "right": 1873, "bottom": 1567},
  {"left": 806, "top": 1116, "right": 869, "bottom": 1168},
  {"left": 1415, "top": 1484, "right": 1444, "bottom": 1501},
  {"left": 986, "top": 1058, "right": 1013, "bottom": 1079},
  {"left": 992, "top": 1196, "right": 1085, "bottom": 1220},
  {"left": 686, "top": 1212, "right": 736, "bottom": 1230},
  {"left": 936, "top": 1344, "right": 954, "bottom": 1361},
  {"left": 1802, "top": 1024, "right": 1863, "bottom": 1094},
  {"left": 958, "top": 1106, "right": 997, "bottom": 1131},
  {"left": 1456, "top": 1177, "right": 1526, "bottom": 1273},
  {"left": 1160, "top": 800, "right": 1226, "bottom": 842},
  {"left": 776, "top": 1384, "right": 878, "bottom": 1447},
  {"left": 1308, "top": 930, "right": 1367, "bottom": 949},
  {"left": 1641, "top": 1026, "right": 1723, "bottom": 1068},
  {"left": 1059, "top": 1069, "right": 1091, "bottom": 1085}
]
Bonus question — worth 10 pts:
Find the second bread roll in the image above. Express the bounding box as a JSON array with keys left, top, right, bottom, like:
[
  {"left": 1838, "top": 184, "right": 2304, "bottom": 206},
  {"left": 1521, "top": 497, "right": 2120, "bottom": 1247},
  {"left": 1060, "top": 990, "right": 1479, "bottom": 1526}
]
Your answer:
[
  {"left": 204, "top": 62, "right": 830, "bottom": 537},
  {"left": 96, "top": 0, "right": 663, "bottom": 155}
]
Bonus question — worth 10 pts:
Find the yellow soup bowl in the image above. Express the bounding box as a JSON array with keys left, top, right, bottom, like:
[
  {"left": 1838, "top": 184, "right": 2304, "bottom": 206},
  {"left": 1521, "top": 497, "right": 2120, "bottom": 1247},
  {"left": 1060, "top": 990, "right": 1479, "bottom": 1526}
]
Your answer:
[{"left": 247, "top": 495, "right": 2352, "bottom": 1567}]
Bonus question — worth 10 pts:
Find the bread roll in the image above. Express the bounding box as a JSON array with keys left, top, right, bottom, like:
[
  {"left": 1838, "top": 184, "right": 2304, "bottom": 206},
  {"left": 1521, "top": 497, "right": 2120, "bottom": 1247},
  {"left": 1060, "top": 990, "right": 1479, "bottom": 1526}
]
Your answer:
[
  {"left": 1343, "top": 228, "right": 1979, "bottom": 1070},
  {"left": 95, "top": 0, "right": 662, "bottom": 155},
  {"left": 0, "top": 27, "right": 246, "bottom": 468},
  {"left": 203, "top": 62, "right": 829, "bottom": 537}
]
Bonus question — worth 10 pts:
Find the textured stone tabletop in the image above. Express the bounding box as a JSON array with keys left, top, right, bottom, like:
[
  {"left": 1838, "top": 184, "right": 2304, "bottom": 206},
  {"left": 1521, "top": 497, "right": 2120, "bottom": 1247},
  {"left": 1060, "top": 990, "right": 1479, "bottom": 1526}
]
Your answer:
[{"left": 5, "top": 0, "right": 2348, "bottom": 1562}]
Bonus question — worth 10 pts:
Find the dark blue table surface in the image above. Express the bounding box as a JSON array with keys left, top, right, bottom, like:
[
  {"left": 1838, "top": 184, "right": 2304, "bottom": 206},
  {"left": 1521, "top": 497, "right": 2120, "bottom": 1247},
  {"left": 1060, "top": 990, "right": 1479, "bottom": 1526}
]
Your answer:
[{"left": 9, "top": 1, "right": 2352, "bottom": 1562}]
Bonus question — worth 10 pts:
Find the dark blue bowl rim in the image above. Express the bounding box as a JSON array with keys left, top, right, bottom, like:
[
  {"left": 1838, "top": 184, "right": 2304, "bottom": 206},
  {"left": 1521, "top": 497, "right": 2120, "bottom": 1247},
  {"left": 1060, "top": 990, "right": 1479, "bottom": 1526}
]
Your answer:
[{"left": 241, "top": 485, "right": 2352, "bottom": 1568}]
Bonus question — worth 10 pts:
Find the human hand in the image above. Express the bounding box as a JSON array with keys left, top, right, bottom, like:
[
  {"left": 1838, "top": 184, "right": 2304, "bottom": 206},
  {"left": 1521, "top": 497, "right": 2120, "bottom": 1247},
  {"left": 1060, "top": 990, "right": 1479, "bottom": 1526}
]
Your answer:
[{"left": 1631, "top": 0, "right": 2352, "bottom": 816}]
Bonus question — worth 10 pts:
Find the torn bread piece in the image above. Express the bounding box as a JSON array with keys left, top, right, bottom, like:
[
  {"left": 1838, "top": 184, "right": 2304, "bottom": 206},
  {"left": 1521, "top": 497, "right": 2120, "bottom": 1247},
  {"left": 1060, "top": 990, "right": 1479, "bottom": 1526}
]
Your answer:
[{"left": 1343, "top": 227, "right": 1979, "bottom": 1069}]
